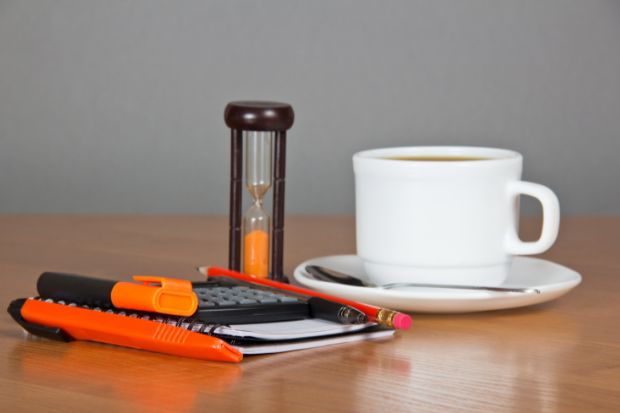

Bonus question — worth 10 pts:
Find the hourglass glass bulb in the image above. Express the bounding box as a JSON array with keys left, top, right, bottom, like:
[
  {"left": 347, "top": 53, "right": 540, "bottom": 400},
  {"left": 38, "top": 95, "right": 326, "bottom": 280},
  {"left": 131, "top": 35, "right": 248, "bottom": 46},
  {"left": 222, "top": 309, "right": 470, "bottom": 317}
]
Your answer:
[
  {"left": 243, "top": 131, "right": 273, "bottom": 278},
  {"left": 245, "top": 131, "right": 272, "bottom": 201}
]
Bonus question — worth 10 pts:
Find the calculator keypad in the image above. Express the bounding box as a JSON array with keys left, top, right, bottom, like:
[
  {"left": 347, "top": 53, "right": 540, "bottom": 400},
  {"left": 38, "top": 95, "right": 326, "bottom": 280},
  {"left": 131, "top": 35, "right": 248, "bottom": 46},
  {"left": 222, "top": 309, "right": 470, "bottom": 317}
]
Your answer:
[
  {"left": 190, "top": 277, "right": 309, "bottom": 324},
  {"left": 195, "top": 286, "right": 302, "bottom": 308}
]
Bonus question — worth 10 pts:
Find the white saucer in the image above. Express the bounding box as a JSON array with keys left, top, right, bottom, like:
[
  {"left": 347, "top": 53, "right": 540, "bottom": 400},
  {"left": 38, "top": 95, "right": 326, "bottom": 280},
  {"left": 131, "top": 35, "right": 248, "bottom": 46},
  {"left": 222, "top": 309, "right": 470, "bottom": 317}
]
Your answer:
[{"left": 292, "top": 255, "right": 581, "bottom": 313}]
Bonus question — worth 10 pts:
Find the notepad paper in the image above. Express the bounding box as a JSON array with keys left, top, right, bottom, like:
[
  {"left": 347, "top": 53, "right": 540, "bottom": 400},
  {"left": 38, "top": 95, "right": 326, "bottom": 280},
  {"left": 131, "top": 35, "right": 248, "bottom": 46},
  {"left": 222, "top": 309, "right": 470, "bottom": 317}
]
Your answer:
[
  {"left": 210, "top": 319, "right": 395, "bottom": 355},
  {"left": 213, "top": 318, "right": 375, "bottom": 340},
  {"left": 178, "top": 317, "right": 395, "bottom": 354},
  {"left": 233, "top": 327, "right": 394, "bottom": 355}
]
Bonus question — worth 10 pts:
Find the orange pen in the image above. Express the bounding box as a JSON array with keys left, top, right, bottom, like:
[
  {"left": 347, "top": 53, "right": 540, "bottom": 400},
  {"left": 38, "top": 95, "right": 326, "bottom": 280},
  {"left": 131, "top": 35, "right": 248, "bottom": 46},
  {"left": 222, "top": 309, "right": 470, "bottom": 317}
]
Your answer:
[{"left": 11, "top": 298, "right": 243, "bottom": 362}]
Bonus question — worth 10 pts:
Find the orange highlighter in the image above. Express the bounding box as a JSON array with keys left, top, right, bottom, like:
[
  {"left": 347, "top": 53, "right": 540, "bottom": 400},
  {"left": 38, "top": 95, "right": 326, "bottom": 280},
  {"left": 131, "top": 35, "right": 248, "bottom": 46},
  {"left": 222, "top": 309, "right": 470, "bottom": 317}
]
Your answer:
[
  {"left": 8, "top": 298, "right": 243, "bottom": 362},
  {"left": 37, "top": 272, "right": 198, "bottom": 317}
]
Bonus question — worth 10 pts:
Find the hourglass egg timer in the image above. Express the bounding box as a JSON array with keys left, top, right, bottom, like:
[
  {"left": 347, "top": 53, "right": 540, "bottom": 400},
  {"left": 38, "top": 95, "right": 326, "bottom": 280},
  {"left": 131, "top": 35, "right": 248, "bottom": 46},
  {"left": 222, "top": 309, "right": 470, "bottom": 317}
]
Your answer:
[{"left": 224, "top": 101, "right": 294, "bottom": 282}]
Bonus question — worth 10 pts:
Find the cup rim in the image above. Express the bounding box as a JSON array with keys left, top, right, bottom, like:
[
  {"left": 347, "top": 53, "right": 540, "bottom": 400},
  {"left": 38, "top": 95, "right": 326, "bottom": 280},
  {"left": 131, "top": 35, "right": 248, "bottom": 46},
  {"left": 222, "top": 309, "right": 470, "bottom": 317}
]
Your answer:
[{"left": 353, "top": 146, "right": 522, "bottom": 163}]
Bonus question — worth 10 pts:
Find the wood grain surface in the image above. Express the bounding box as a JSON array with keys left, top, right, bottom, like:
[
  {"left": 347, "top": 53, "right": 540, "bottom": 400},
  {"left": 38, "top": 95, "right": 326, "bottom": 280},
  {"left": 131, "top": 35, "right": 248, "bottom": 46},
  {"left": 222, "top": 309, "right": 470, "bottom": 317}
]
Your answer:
[{"left": 1, "top": 215, "right": 619, "bottom": 412}]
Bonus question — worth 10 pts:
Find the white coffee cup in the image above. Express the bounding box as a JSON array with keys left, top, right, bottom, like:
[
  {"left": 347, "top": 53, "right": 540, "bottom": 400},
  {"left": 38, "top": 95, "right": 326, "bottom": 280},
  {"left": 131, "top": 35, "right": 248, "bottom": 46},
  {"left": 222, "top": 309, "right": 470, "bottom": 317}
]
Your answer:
[{"left": 353, "top": 146, "right": 560, "bottom": 286}]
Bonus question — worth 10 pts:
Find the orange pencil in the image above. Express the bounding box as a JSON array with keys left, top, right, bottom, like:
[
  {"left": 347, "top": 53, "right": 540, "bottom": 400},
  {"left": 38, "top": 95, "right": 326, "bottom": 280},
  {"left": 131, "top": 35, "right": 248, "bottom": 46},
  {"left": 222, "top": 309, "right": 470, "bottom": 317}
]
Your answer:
[{"left": 198, "top": 266, "right": 412, "bottom": 330}]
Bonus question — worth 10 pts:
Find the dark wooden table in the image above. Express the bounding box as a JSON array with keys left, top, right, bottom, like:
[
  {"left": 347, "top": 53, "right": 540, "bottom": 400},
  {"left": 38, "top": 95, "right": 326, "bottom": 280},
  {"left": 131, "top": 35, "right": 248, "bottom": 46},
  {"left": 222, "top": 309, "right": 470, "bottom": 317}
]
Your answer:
[{"left": 1, "top": 216, "right": 618, "bottom": 412}]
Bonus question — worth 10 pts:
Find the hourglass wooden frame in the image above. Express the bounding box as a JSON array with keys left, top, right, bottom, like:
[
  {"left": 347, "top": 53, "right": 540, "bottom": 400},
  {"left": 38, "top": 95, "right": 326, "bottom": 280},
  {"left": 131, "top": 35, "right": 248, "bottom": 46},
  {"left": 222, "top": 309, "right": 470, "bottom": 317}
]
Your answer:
[{"left": 224, "top": 101, "right": 294, "bottom": 282}]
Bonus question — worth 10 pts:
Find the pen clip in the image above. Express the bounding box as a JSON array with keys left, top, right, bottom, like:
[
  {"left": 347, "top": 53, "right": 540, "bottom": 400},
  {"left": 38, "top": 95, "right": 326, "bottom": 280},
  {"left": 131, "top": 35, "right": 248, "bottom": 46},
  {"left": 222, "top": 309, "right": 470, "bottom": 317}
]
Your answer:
[
  {"left": 111, "top": 276, "right": 198, "bottom": 317},
  {"left": 7, "top": 298, "right": 74, "bottom": 342}
]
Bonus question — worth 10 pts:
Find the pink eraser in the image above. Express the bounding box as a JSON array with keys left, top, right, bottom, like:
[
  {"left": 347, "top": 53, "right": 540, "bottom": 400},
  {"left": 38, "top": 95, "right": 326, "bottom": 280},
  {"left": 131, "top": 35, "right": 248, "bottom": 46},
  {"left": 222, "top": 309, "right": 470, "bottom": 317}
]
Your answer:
[{"left": 393, "top": 313, "right": 412, "bottom": 330}]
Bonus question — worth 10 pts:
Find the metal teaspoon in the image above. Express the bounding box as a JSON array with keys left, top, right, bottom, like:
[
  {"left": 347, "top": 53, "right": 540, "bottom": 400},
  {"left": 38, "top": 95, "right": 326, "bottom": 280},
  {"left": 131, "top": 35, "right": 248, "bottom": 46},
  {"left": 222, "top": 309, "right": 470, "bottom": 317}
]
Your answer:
[{"left": 304, "top": 265, "right": 540, "bottom": 294}]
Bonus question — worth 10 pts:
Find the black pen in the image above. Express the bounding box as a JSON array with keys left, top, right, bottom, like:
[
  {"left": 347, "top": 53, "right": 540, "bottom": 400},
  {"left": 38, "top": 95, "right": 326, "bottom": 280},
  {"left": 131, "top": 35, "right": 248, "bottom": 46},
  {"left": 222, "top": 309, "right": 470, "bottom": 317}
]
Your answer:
[{"left": 308, "top": 297, "right": 368, "bottom": 324}]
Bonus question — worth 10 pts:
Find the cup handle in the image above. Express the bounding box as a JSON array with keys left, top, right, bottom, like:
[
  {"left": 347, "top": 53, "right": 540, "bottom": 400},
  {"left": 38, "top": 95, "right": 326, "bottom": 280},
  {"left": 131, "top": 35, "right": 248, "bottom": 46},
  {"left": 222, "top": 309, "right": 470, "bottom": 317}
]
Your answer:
[{"left": 504, "top": 181, "right": 560, "bottom": 255}]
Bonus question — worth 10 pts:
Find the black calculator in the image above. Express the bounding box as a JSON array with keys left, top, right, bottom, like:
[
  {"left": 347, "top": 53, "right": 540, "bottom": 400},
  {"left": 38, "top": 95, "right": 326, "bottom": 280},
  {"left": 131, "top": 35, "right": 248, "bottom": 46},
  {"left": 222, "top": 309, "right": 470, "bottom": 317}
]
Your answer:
[{"left": 191, "top": 276, "right": 309, "bottom": 324}]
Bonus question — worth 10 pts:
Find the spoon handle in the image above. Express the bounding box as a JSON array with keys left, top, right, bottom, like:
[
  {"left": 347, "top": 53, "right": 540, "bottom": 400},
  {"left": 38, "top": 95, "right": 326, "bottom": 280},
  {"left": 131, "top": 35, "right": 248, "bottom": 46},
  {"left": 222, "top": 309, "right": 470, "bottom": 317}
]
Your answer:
[
  {"left": 379, "top": 282, "right": 540, "bottom": 294},
  {"left": 305, "top": 265, "right": 540, "bottom": 294}
]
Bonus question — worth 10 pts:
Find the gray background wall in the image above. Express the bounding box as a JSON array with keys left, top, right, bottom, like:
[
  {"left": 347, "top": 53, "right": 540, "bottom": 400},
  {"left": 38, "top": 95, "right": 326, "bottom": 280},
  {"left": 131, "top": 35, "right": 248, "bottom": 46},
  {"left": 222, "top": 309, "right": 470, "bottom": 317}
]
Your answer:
[{"left": 1, "top": 0, "right": 619, "bottom": 215}]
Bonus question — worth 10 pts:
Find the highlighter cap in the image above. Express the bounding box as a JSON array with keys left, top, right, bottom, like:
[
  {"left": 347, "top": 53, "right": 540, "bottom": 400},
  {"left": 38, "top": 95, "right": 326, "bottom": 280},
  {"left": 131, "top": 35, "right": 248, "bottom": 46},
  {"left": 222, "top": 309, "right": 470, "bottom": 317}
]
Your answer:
[{"left": 111, "top": 276, "right": 198, "bottom": 317}]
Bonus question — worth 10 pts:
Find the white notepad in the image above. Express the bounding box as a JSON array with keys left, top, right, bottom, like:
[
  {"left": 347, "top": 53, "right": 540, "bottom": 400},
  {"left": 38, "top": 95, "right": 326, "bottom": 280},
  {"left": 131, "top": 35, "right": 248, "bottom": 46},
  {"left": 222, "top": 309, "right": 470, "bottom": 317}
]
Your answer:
[
  {"left": 234, "top": 327, "right": 395, "bottom": 355},
  {"left": 213, "top": 318, "right": 376, "bottom": 340},
  {"left": 201, "top": 319, "right": 394, "bottom": 355}
]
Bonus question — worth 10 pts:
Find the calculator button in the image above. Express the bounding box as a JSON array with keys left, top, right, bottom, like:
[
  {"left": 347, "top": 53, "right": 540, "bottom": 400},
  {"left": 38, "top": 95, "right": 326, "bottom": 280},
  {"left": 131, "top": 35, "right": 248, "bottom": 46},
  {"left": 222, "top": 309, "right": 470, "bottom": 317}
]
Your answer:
[
  {"left": 278, "top": 296, "right": 299, "bottom": 303},
  {"left": 257, "top": 297, "right": 278, "bottom": 304},
  {"left": 218, "top": 300, "right": 237, "bottom": 306},
  {"left": 239, "top": 298, "right": 258, "bottom": 304}
]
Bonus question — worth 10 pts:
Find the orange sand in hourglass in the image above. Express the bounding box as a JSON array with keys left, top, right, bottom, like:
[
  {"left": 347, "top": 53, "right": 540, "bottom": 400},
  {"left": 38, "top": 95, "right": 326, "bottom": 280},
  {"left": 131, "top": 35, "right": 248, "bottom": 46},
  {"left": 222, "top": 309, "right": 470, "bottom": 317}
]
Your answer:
[{"left": 243, "top": 229, "right": 269, "bottom": 278}]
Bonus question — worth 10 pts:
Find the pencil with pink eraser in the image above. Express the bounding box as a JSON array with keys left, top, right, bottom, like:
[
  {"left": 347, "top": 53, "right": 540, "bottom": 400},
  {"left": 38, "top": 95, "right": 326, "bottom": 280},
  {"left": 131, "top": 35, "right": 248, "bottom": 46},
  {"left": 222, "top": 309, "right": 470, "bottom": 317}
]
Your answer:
[{"left": 197, "top": 266, "right": 412, "bottom": 331}]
